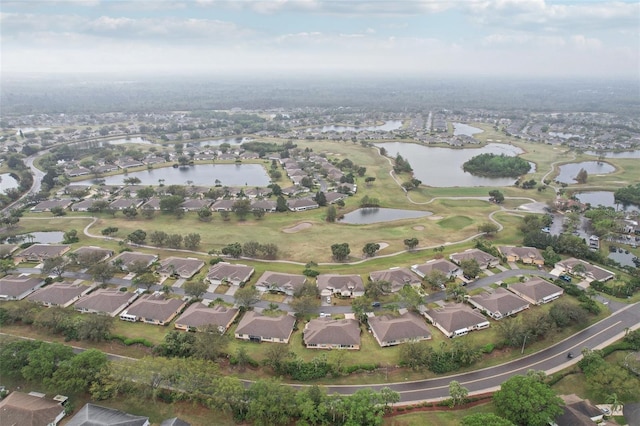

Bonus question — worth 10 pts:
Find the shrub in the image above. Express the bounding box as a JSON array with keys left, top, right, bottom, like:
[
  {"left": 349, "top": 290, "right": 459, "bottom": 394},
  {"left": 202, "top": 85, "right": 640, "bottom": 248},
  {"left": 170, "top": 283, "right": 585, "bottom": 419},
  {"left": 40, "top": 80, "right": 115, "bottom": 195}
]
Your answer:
[{"left": 481, "top": 343, "right": 495, "bottom": 354}]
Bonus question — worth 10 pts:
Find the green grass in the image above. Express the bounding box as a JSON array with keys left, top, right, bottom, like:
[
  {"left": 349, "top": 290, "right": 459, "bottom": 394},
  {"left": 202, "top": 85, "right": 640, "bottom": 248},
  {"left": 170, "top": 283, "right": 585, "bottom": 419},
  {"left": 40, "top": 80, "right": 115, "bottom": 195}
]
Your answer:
[
  {"left": 384, "top": 402, "right": 496, "bottom": 426},
  {"left": 437, "top": 216, "right": 473, "bottom": 230}
]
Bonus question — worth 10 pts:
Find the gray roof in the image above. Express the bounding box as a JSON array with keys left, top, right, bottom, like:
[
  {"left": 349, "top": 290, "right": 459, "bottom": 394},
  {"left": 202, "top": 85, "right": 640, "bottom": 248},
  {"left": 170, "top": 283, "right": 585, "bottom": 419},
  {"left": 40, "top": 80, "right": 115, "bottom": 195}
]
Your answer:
[
  {"left": 368, "top": 312, "right": 431, "bottom": 345},
  {"left": 316, "top": 274, "right": 364, "bottom": 293},
  {"left": 235, "top": 311, "right": 296, "bottom": 340},
  {"left": 469, "top": 287, "right": 529, "bottom": 316},
  {"left": 450, "top": 248, "right": 499, "bottom": 266},
  {"left": 556, "top": 257, "right": 615, "bottom": 281},
  {"left": 0, "top": 391, "right": 64, "bottom": 426},
  {"left": 17, "top": 244, "right": 70, "bottom": 260},
  {"left": 0, "top": 275, "right": 43, "bottom": 298},
  {"left": 111, "top": 251, "right": 157, "bottom": 269},
  {"left": 175, "top": 303, "right": 239, "bottom": 329},
  {"left": 126, "top": 293, "right": 186, "bottom": 322},
  {"left": 304, "top": 318, "right": 361, "bottom": 346},
  {"left": 66, "top": 403, "right": 149, "bottom": 426},
  {"left": 369, "top": 267, "right": 421, "bottom": 292},
  {"left": 28, "top": 282, "right": 87, "bottom": 305},
  {"left": 509, "top": 278, "right": 563, "bottom": 302},
  {"left": 424, "top": 303, "right": 489, "bottom": 334},
  {"left": 255, "top": 271, "right": 307, "bottom": 293},
  {"left": 411, "top": 259, "right": 459, "bottom": 276},
  {"left": 498, "top": 246, "right": 544, "bottom": 261},
  {"left": 158, "top": 257, "right": 205, "bottom": 278},
  {"left": 206, "top": 262, "right": 254, "bottom": 283},
  {"left": 74, "top": 288, "right": 134, "bottom": 315}
]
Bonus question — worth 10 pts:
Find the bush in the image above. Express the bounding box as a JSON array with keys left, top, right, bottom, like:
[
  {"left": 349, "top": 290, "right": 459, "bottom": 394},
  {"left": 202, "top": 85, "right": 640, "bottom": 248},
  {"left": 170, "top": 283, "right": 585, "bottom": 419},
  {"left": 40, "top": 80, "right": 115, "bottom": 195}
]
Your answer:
[
  {"left": 481, "top": 343, "right": 495, "bottom": 354},
  {"left": 344, "top": 363, "right": 378, "bottom": 374}
]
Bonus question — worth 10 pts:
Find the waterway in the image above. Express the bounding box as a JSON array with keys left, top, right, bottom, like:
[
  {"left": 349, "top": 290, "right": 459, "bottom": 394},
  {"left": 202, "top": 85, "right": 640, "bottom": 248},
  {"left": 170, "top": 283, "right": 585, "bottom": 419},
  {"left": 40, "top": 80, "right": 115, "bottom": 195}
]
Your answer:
[
  {"left": 574, "top": 191, "right": 639, "bottom": 212},
  {"left": 555, "top": 161, "right": 615, "bottom": 184},
  {"left": 307, "top": 120, "right": 402, "bottom": 133},
  {"left": 339, "top": 208, "right": 433, "bottom": 225}
]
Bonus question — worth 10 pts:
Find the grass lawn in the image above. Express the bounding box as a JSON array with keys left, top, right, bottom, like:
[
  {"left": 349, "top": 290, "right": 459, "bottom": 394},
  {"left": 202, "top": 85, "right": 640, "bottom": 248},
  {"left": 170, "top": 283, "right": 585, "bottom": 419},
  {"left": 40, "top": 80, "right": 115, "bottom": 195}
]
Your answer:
[
  {"left": 261, "top": 292, "right": 287, "bottom": 303},
  {"left": 213, "top": 284, "right": 230, "bottom": 294},
  {"left": 384, "top": 402, "right": 496, "bottom": 426}
]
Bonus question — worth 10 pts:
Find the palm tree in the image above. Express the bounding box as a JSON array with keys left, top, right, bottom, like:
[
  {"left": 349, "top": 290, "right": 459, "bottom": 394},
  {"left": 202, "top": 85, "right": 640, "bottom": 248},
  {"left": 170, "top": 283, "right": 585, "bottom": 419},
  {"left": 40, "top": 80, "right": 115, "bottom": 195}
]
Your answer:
[
  {"left": 161, "top": 284, "right": 173, "bottom": 297},
  {"left": 606, "top": 393, "right": 621, "bottom": 414}
]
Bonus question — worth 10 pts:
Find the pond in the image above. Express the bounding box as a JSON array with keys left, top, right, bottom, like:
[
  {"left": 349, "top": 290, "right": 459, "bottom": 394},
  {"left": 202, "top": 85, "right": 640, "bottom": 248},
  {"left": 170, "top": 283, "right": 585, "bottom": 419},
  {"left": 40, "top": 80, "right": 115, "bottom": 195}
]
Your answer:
[
  {"left": 574, "top": 191, "right": 640, "bottom": 212},
  {"left": 555, "top": 161, "right": 615, "bottom": 184},
  {"left": 549, "top": 132, "right": 580, "bottom": 139},
  {"left": 103, "top": 137, "right": 154, "bottom": 145},
  {"left": 375, "top": 142, "right": 525, "bottom": 187},
  {"left": 6, "top": 231, "right": 65, "bottom": 244},
  {"left": 608, "top": 250, "right": 639, "bottom": 268},
  {"left": 307, "top": 120, "right": 402, "bottom": 133},
  {"left": 77, "top": 164, "right": 271, "bottom": 187},
  {"left": 585, "top": 150, "right": 640, "bottom": 159},
  {"left": 187, "top": 137, "right": 252, "bottom": 148},
  {"left": 452, "top": 123, "right": 483, "bottom": 137},
  {"left": 339, "top": 208, "right": 433, "bottom": 225},
  {"left": 0, "top": 173, "right": 19, "bottom": 192}
]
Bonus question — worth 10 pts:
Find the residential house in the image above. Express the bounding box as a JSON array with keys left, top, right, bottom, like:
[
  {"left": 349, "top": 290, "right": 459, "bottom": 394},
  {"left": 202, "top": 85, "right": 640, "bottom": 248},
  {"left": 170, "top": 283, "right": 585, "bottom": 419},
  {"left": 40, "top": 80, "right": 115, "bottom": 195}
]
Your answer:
[
  {"left": 74, "top": 288, "right": 138, "bottom": 317},
  {"left": 0, "top": 244, "right": 19, "bottom": 258},
  {"left": 28, "top": 282, "right": 94, "bottom": 307},
  {"left": 14, "top": 244, "right": 71, "bottom": 263},
  {"left": 554, "top": 258, "right": 615, "bottom": 282},
  {"left": 287, "top": 197, "right": 319, "bottom": 211},
  {"left": 30, "top": 199, "right": 74, "bottom": 212},
  {"left": 450, "top": 248, "right": 500, "bottom": 269},
  {"left": 142, "top": 197, "right": 161, "bottom": 210},
  {"left": 234, "top": 311, "right": 296, "bottom": 343},
  {"left": 251, "top": 199, "right": 277, "bottom": 212},
  {"left": 121, "top": 293, "right": 187, "bottom": 325},
  {"left": 0, "top": 275, "right": 44, "bottom": 300},
  {"left": 180, "top": 199, "right": 211, "bottom": 211},
  {"left": 0, "top": 391, "right": 67, "bottom": 426},
  {"left": 157, "top": 257, "right": 205, "bottom": 279},
  {"left": 66, "top": 403, "right": 150, "bottom": 426},
  {"left": 317, "top": 274, "right": 365, "bottom": 298},
  {"left": 66, "top": 167, "right": 91, "bottom": 177},
  {"left": 255, "top": 271, "right": 307, "bottom": 296},
  {"left": 369, "top": 267, "right": 422, "bottom": 293},
  {"left": 303, "top": 317, "right": 361, "bottom": 350},
  {"left": 509, "top": 278, "right": 564, "bottom": 305},
  {"left": 70, "top": 199, "right": 102, "bottom": 212},
  {"left": 467, "top": 287, "right": 530, "bottom": 320},
  {"left": 72, "top": 246, "right": 114, "bottom": 263},
  {"left": 324, "top": 191, "right": 348, "bottom": 204},
  {"left": 205, "top": 262, "right": 255, "bottom": 286},
  {"left": 498, "top": 246, "right": 544, "bottom": 265},
  {"left": 368, "top": 310, "right": 431, "bottom": 347},
  {"left": 174, "top": 303, "right": 239, "bottom": 333},
  {"left": 411, "top": 259, "right": 461, "bottom": 279},
  {"left": 555, "top": 394, "right": 605, "bottom": 426},
  {"left": 211, "top": 199, "right": 235, "bottom": 212},
  {"left": 422, "top": 303, "right": 491, "bottom": 338},
  {"left": 109, "top": 198, "right": 143, "bottom": 210},
  {"left": 111, "top": 251, "right": 158, "bottom": 271}
]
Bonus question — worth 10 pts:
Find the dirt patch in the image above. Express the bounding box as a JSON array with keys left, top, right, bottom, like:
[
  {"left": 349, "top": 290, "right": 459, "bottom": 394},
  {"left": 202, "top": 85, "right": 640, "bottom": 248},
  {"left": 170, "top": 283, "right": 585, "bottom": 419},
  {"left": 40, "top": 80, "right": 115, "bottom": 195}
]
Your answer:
[
  {"left": 412, "top": 225, "right": 425, "bottom": 231},
  {"left": 377, "top": 242, "right": 389, "bottom": 250},
  {"left": 428, "top": 215, "right": 443, "bottom": 220},
  {"left": 282, "top": 222, "right": 312, "bottom": 233}
]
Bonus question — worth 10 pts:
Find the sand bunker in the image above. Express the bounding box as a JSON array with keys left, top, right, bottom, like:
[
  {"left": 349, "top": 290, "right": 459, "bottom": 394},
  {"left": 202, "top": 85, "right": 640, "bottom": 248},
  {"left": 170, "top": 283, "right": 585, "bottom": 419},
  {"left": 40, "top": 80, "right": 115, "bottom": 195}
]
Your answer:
[
  {"left": 282, "top": 222, "right": 312, "bottom": 233},
  {"left": 428, "top": 216, "right": 443, "bottom": 221},
  {"left": 377, "top": 242, "right": 389, "bottom": 250},
  {"left": 412, "top": 225, "right": 425, "bottom": 231}
]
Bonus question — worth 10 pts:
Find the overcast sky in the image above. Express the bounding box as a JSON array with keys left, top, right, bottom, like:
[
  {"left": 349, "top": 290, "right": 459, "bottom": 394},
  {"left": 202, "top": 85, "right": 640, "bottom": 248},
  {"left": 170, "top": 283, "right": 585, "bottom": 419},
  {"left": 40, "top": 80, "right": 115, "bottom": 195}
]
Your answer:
[{"left": 1, "top": 0, "right": 638, "bottom": 79}]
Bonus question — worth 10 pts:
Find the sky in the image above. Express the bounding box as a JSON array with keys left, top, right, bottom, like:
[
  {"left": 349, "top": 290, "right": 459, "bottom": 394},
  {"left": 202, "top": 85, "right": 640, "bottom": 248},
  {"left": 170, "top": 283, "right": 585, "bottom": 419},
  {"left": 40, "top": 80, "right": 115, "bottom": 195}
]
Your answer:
[{"left": 1, "top": 0, "right": 639, "bottom": 79}]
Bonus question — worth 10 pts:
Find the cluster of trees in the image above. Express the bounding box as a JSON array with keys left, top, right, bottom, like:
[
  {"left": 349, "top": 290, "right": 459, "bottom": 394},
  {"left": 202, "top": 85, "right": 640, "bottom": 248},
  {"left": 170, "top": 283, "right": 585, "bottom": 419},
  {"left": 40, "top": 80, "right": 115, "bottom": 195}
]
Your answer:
[
  {"left": 614, "top": 182, "right": 640, "bottom": 206},
  {"left": 221, "top": 241, "right": 279, "bottom": 259},
  {"left": 578, "top": 347, "right": 640, "bottom": 402},
  {"left": 523, "top": 229, "right": 600, "bottom": 263},
  {"left": 331, "top": 243, "right": 351, "bottom": 261},
  {"left": 393, "top": 154, "right": 413, "bottom": 173},
  {"left": 399, "top": 340, "right": 481, "bottom": 373},
  {"left": 493, "top": 373, "right": 563, "bottom": 426},
  {"left": 489, "top": 189, "right": 505, "bottom": 204},
  {"left": 583, "top": 206, "right": 623, "bottom": 237},
  {"left": 359, "top": 195, "right": 381, "bottom": 207},
  {"left": 148, "top": 231, "right": 201, "bottom": 250},
  {"left": 590, "top": 277, "right": 640, "bottom": 298},
  {"left": 401, "top": 178, "right": 422, "bottom": 191},
  {"left": 462, "top": 153, "right": 531, "bottom": 178}
]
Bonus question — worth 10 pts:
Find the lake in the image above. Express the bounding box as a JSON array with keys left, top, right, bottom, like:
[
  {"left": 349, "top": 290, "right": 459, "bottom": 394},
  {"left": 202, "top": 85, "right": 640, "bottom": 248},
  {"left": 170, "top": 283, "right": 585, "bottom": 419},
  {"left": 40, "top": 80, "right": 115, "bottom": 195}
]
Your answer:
[
  {"left": 375, "top": 142, "right": 525, "bottom": 187},
  {"left": 78, "top": 164, "right": 271, "bottom": 187},
  {"left": 549, "top": 132, "right": 580, "bottom": 139},
  {"left": 339, "top": 208, "right": 433, "bottom": 225},
  {"left": 103, "top": 137, "right": 154, "bottom": 145},
  {"left": 574, "top": 191, "right": 639, "bottom": 212},
  {"left": 0, "top": 173, "right": 19, "bottom": 192},
  {"left": 307, "top": 120, "right": 402, "bottom": 133},
  {"left": 608, "top": 250, "right": 638, "bottom": 268},
  {"left": 7, "top": 231, "right": 65, "bottom": 244},
  {"left": 188, "top": 137, "right": 252, "bottom": 148},
  {"left": 452, "top": 123, "right": 483, "bottom": 137},
  {"left": 555, "top": 161, "right": 615, "bottom": 184},
  {"left": 586, "top": 150, "right": 640, "bottom": 159}
]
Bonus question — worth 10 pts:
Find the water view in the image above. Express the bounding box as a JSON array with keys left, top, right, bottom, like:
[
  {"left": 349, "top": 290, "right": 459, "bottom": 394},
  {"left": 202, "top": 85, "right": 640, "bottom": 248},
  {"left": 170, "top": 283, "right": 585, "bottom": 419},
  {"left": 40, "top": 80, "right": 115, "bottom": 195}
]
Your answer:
[
  {"left": 574, "top": 191, "right": 640, "bottom": 212},
  {"left": 452, "top": 123, "right": 483, "bottom": 137},
  {"left": 549, "top": 132, "right": 580, "bottom": 139},
  {"left": 375, "top": 142, "right": 524, "bottom": 187},
  {"left": 6, "top": 231, "right": 65, "bottom": 244},
  {"left": 586, "top": 150, "right": 640, "bottom": 159},
  {"left": 608, "top": 250, "right": 639, "bottom": 268},
  {"left": 78, "top": 164, "right": 271, "bottom": 187},
  {"left": 187, "top": 137, "right": 252, "bottom": 148},
  {"left": 555, "top": 161, "right": 615, "bottom": 184},
  {"left": 339, "top": 208, "right": 433, "bottom": 225},
  {"left": 0, "top": 173, "right": 20, "bottom": 192},
  {"left": 307, "top": 120, "right": 402, "bottom": 133}
]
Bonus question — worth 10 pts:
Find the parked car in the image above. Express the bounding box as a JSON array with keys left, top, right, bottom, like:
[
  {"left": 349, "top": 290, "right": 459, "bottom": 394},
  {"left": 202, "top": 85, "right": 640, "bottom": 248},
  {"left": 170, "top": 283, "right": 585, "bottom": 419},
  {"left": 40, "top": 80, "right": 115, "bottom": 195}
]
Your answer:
[
  {"left": 560, "top": 275, "right": 572, "bottom": 282},
  {"left": 371, "top": 302, "right": 381, "bottom": 308},
  {"left": 326, "top": 296, "right": 331, "bottom": 304}
]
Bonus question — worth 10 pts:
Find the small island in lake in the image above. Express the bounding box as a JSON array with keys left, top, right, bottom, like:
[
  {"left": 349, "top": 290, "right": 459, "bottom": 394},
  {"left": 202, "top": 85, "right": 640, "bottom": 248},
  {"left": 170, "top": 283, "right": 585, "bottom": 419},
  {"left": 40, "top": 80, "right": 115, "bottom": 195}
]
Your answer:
[
  {"left": 462, "top": 153, "right": 531, "bottom": 178},
  {"left": 614, "top": 183, "right": 640, "bottom": 207}
]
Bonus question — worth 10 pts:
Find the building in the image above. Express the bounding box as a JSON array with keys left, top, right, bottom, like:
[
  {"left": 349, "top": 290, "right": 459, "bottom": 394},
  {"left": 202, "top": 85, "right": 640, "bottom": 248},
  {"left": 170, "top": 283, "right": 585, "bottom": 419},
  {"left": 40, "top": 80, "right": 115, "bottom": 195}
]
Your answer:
[
  {"left": 316, "top": 274, "right": 365, "bottom": 298},
  {"left": 121, "top": 293, "right": 187, "bottom": 325},
  {"left": 157, "top": 257, "right": 205, "bottom": 279},
  {"left": 450, "top": 248, "right": 500, "bottom": 269},
  {"left": 303, "top": 317, "right": 361, "bottom": 350},
  {"left": 255, "top": 271, "right": 307, "bottom": 296},
  {"left": 369, "top": 267, "right": 422, "bottom": 293},
  {"left": 205, "top": 262, "right": 255, "bottom": 286},
  {"left": 71, "top": 246, "right": 114, "bottom": 263},
  {"left": 411, "top": 259, "right": 461, "bottom": 279},
  {"left": 234, "top": 311, "right": 296, "bottom": 343},
  {"left": 14, "top": 244, "right": 71, "bottom": 263},
  {"left": 111, "top": 251, "right": 158, "bottom": 271},
  {"left": 368, "top": 311, "right": 431, "bottom": 347},
  {"left": 555, "top": 394, "right": 605, "bottom": 425},
  {"left": 66, "top": 403, "right": 150, "bottom": 426},
  {"left": 498, "top": 246, "right": 544, "bottom": 265},
  {"left": 180, "top": 199, "right": 212, "bottom": 211},
  {"left": 174, "top": 303, "right": 239, "bottom": 333},
  {"left": 467, "top": 287, "right": 530, "bottom": 320},
  {"left": 109, "top": 198, "right": 144, "bottom": 210},
  {"left": 0, "top": 391, "right": 66, "bottom": 426},
  {"left": 0, "top": 275, "right": 44, "bottom": 300},
  {"left": 287, "top": 198, "right": 319, "bottom": 211},
  {"left": 508, "top": 278, "right": 564, "bottom": 305},
  {"left": 554, "top": 258, "right": 615, "bottom": 282},
  {"left": 74, "top": 288, "right": 139, "bottom": 317},
  {"left": 30, "top": 199, "right": 73, "bottom": 213},
  {"left": 422, "top": 303, "right": 491, "bottom": 338},
  {"left": 28, "top": 282, "right": 94, "bottom": 307}
]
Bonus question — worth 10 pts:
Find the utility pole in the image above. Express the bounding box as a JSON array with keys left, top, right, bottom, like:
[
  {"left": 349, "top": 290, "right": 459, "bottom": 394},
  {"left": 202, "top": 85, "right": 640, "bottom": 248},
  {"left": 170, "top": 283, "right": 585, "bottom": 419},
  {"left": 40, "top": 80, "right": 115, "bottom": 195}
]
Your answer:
[{"left": 521, "top": 334, "right": 528, "bottom": 354}]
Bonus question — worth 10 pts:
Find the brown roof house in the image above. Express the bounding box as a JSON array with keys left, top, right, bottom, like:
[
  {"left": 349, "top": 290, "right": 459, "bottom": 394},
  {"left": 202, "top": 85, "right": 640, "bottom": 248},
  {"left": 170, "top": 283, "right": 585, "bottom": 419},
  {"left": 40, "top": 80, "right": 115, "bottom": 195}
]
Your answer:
[
  {"left": 411, "top": 259, "right": 461, "bottom": 279},
  {"left": 205, "top": 262, "right": 254, "bottom": 286},
  {"left": 235, "top": 311, "right": 296, "bottom": 343},
  {"left": 303, "top": 317, "right": 361, "bottom": 350},
  {"left": 498, "top": 246, "right": 544, "bottom": 265},
  {"left": 157, "top": 257, "right": 205, "bottom": 279},
  {"left": 255, "top": 271, "right": 307, "bottom": 296},
  {"left": 28, "top": 282, "right": 95, "bottom": 307},
  {"left": 555, "top": 258, "right": 615, "bottom": 282},
  {"left": 369, "top": 267, "right": 422, "bottom": 293},
  {"left": 120, "top": 292, "right": 187, "bottom": 325},
  {"left": 174, "top": 303, "right": 239, "bottom": 333},
  {"left": 14, "top": 244, "right": 71, "bottom": 264},
  {"left": 467, "top": 287, "right": 530, "bottom": 320},
  {"left": 509, "top": 278, "right": 564, "bottom": 305},
  {"left": 422, "top": 303, "right": 490, "bottom": 338},
  {"left": 450, "top": 248, "right": 500, "bottom": 269},
  {"left": 0, "top": 275, "right": 44, "bottom": 301},
  {"left": 66, "top": 403, "right": 150, "bottom": 426},
  {"left": 74, "top": 288, "right": 139, "bottom": 317},
  {"left": 368, "top": 310, "right": 431, "bottom": 347},
  {"left": 0, "top": 391, "right": 66, "bottom": 426},
  {"left": 317, "top": 274, "right": 365, "bottom": 298},
  {"left": 71, "top": 246, "right": 114, "bottom": 263},
  {"left": 111, "top": 251, "right": 158, "bottom": 271}
]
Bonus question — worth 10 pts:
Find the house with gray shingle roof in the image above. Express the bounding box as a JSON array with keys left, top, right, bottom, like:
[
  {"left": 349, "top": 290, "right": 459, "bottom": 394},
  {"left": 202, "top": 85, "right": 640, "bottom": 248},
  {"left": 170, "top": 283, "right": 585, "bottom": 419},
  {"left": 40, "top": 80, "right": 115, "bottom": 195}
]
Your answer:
[
  {"left": 235, "top": 311, "right": 296, "bottom": 343},
  {"left": 450, "top": 248, "right": 500, "bottom": 269},
  {"left": 303, "top": 317, "right": 361, "bottom": 350},
  {"left": 368, "top": 311, "right": 431, "bottom": 347},
  {"left": 121, "top": 293, "right": 187, "bottom": 325},
  {"left": 205, "top": 262, "right": 254, "bottom": 286},
  {"left": 174, "top": 303, "right": 239, "bottom": 333},
  {"left": 509, "top": 277, "right": 564, "bottom": 305},
  {"left": 157, "top": 257, "right": 205, "bottom": 279},
  {"left": 411, "top": 259, "right": 460, "bottom": 279},
  {"left": 369, "top": 267, "right": 422, "bottom": 293},
  {"left": 0, "top": 275, "right": 44, "bottom": 300},
  {"left": 554, "top": 258, "right": 615, "bottom": 282},
  {"left": 15, "top": 244, "right": 71, "bottom": 263},
  {"left": 30, "top": 198, "right": 74, "bottom": 212},
  {"left": 111, "top": 251, "right": 158, "bottom": 271},
  {"left": 180, "top": 199, "right": 211, "bottom": 211},
  {"left": 255, "top": 271, "right": 307, "bottom": 296},
  {"left": 74, "top": 288, "right": 138, "bottom": 317},
  {"left": 422, "top": 303, "right": 490, "bottom": 338},
  {"left": 72, "top": 246, "right": 114, "bottom": 263},
  {"left": 467, "top": 287, "right": 530, "bottom": 320},
  {"left": 109, "top": 198, "right": 143, "bottom": 210},
  {"left": 317, "top": 274, "right": 365, "bottom": 298},
  {"left": 498, "top": 246, "right": 544, "bottom": 265},
  {"left": 0, "top": 391, "right": 66, "bottom": 426},
  {"left": 28, "top": 282, "right": 94, "bottom": 307},
  {"left": 65, "top": 403, "right": 150, "bottom": 426}
]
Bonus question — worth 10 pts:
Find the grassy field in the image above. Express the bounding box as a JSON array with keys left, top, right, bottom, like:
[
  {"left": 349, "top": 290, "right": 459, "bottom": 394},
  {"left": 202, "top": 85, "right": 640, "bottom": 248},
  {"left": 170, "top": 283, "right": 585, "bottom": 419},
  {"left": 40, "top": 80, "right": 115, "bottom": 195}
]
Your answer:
[{"left": 383, "top": 403, "right": 496, "bottom": 426}]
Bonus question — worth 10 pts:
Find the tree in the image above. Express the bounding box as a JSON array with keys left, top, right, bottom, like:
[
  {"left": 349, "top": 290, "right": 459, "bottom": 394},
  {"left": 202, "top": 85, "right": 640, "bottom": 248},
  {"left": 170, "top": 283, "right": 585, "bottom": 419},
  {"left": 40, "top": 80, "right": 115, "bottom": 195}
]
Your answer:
[
  {"left": 42, "top": 256, "right": 67, "bottom": 278},
  {"left": 331, "top": 243, "right": 350, "bottom": 261},
  {"left": 101, "top": 226, "right": 118, "bottom": 237},
  {"left": 134, "top": 272, "right": 159, "bottom": 291},
  {"left": 246, "top": 379, "right": 298, "bottom": 426},
  {"left": 445, "top": 282, "right": 467, "bottom": 302},
  {"left": 222, "top": 242, "right": 243, "bottom": 258},
  {"left": 493, "top": 375, "right": 564, "bottom": 426},
  {"left": 50, "top": 206, "right": 66, "bottom": 216},
  {"left": 122, "top": 205, "right": 138, "bottom": 219},
  {"left": 136, "top": 187, "right": 155, "bottom": 201},
  {"left": 0, "top": 259, "right": 16, "bottom": 276},
  {"left": 193, "top": 325, "right": 230, "bottom": 361},
  {"left": 183, "top": 280, "right": 208, "bottom": 299},
  {"left": 62, "top": 229, "right": 79, "bottom": 244},
  {"left": 448, "top": 380, "right": 469, "bottom": 407},
  {"left": 149, "top": 230, "right": 168, "bottom": 246},
  {"left": 234, "top": 285, "right": 260, "bottom": 309},
  {"left": 362, "top": 242, "right": 380, "bottom": 258},
  {"left": 460, "top": 258, "right": 481, "bottom": 279},
  {"left": 198, "top": 206, "right": 212, "bottom": 222},
  {"left": 575, "top": 168, "right": 588, "bottom": 184},
  {"left": 275, "top": 195, "right": 288, "bottom": 212},
  {"left": 88, "top": 261, "right": 117, "bottom": 285},
  {"left": 478, "top": 222, "right": 499, "bottom": 236},
  {"left": 366, "top": 280, "right": 391, "bottom": 299},
  {"left": 462, "top": 413, "right": 514, "bottom": 426},
  {"left": 424, "top": 270, "right": 448, "bottom": 290},
  {"left": 404, "top": 237, "right": 419, "bottom": 251},
  {"left": 314, "top": 191, "right": 327, "bottom": 207},
  {"left": 572, "top": 262, "right": 587, "bottom": 276},
  {"left": 76, "top": 314, "right": 114, "bottom": 342},
  {"left": 184, "top": 233, "right": 201, "bottom": 250},
  {"left": 22, "top": 342, "right": 75, "bottom": 382},
  {"left": 233, "top": 199, "right": 252, "bottom": 220},
  {"left": 290, "top": 295, "right": 320, "bottom": 317},
  {"left": 45, "top": 349, "right": 108, "bottom": 394},
  {"left": 542, "top": 246, "right": 561, "bottom": 266},
  {"left": 326, "top": 205, "right": 337, "bottom": 222},
  {"left": 397, "top": 285, "right": 423, "bottom": 311},
  {"left": 489, "top": 190, "right": 505, "bottom": 204},
  {"left": 166, "top": 233, "right": 183, "bottom": 249},
  {"left": 365, "top": 176, "right": 376, "bottom": 186},
  {"left": 160, "top": 195, "right": 185, "bottom": 216},
  {"left": 127, "top": 229, "right": 147, "bottom": 245}
]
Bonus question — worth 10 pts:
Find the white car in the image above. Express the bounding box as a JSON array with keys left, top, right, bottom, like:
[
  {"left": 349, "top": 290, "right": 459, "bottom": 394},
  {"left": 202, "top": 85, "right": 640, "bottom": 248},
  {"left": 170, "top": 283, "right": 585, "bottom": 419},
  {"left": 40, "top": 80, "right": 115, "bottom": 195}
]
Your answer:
[{"left": 326, "top": 296, "right": 331, "bottom": 303}]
